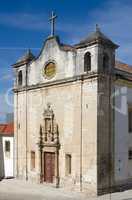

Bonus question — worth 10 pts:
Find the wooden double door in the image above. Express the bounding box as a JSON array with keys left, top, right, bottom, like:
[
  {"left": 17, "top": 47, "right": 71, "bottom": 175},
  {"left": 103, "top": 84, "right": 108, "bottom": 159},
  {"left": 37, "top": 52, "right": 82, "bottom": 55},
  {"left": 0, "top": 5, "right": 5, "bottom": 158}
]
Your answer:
[{"left": 44, "top": 152, "right": 55, "bottom": 183}]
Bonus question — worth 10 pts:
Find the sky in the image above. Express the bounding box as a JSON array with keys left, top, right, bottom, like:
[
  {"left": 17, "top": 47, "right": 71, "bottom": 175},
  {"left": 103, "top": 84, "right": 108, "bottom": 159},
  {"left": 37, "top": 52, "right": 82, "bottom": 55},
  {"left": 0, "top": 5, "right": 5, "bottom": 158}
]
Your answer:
[{"left": 0, "top": 0, "right": 132, "bottom": 122}]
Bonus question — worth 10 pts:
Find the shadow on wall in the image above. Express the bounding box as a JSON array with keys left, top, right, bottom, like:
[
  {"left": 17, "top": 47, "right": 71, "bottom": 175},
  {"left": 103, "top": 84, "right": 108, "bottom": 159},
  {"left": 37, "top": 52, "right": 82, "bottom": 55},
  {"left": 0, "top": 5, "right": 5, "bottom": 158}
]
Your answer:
[{"left": 0, "top": 136, "right": 5, "bottom": 180}]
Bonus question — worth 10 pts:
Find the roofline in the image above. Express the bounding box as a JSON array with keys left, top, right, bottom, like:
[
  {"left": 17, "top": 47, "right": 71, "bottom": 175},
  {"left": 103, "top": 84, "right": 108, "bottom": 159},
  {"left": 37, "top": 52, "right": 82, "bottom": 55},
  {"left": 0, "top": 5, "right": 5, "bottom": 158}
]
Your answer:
[
  {"left": 75, "top": 39, "right": 119, "bottom": 49},
  {"left": 0, "top": 133, "right": 14, "bottom": 137},
  {"left": 12, "top": 57, "right": 36, "bottom": 68},
  {"left": 12, "top": 60, "right": 29, "bottom": 68},
  {"left": 23, "top": 36, "right": 76, "bottom": 66}
]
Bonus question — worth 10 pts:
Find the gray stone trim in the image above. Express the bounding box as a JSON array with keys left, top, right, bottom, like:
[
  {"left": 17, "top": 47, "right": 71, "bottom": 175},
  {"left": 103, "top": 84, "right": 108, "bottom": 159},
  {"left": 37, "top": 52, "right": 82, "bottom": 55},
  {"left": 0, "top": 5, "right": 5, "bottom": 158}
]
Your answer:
[
  {"left": 13, "top": 72, "right": 98, "bottom": 93},
  {"left": 13, "top": 70, "right": 132, "bottom": 93}
]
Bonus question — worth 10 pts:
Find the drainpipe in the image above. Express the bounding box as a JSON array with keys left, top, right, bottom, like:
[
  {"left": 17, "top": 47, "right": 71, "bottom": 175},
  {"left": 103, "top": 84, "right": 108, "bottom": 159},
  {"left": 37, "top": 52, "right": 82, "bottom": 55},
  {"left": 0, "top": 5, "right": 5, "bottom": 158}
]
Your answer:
[
  {"left": 108, "top": 72, "right": 112, "bottom": 195},
  {"left": 25, "top": 63, "right": 28, "bottom": 181},
  {"left": 80, "top": 75, "right": 83, "bottom": 191},
  {"left": 39, "top": 125, "right": 43, "bottom": 183},
  {"left": 16, "top": 91, "right": 19, "bottom": 177}
]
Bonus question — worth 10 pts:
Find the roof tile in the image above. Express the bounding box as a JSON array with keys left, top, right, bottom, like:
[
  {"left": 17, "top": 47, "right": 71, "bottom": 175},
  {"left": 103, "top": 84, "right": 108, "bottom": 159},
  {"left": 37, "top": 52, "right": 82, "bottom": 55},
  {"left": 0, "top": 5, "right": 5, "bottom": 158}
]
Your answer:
[
  {"left": 115, "top": 60, "right": 132, "bottom": 73},
  {"left": 0, "top": 123, "right": 14, "bottom": 136}
]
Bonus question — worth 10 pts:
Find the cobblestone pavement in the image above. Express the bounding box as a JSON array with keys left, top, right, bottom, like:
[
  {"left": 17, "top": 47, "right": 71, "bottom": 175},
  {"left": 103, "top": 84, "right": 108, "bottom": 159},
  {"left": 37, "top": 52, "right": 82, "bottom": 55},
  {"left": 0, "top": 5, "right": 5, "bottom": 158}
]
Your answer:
[{"left": 0, "top": 179, "right": 132, "bottom": 200}]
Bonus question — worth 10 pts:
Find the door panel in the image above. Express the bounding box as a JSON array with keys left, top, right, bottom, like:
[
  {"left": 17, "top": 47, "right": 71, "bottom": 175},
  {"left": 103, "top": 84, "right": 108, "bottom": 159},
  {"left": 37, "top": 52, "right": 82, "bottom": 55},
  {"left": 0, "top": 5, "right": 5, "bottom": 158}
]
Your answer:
[{"left": 44, "top": 152, "right": 55, "bottom": 183}]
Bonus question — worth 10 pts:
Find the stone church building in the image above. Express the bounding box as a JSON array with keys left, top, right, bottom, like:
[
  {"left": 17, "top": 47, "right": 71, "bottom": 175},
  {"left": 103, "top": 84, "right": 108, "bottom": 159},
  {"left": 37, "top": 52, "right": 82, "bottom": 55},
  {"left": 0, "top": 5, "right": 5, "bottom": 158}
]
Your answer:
[{"left": 13, "top": 17, "right": 132, "bottom": 195}]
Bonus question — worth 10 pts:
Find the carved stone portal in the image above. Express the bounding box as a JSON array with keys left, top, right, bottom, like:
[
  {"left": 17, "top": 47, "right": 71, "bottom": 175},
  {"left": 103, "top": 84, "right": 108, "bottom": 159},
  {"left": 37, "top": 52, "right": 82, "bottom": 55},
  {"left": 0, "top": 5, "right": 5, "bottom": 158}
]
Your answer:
[
  {"left": 38, "top": 103, "right": 60, "bottom": 187},
  {"left": 43, "top": 103, "right": 59, "bottom": 146}
]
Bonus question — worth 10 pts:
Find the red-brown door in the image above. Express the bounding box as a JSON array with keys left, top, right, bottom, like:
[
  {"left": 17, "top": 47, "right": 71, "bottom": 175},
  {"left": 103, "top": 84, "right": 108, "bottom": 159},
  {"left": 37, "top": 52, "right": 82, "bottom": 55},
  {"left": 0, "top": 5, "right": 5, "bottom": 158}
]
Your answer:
[{"left": 44, "top": 152, "right": 55, "bottom": 183}]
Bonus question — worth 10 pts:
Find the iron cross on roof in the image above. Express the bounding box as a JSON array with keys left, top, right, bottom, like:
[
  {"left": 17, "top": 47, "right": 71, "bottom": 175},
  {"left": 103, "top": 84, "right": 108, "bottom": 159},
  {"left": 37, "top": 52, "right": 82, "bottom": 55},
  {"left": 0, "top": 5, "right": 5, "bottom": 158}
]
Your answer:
[{"left": 49, "top": 11, "right": 57, "bottom": 37}]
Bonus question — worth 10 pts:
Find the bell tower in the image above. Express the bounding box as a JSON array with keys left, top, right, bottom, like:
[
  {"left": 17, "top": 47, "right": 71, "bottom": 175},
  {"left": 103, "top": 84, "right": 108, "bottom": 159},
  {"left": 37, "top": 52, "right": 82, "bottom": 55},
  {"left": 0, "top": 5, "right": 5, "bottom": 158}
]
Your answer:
[
  {"left": 75, "top": 26, "right": 119, "bottom": 194},
  {"left": 75, "top": 25, "right": 118, "bottom": 75},
  {"left": 12, "top": 50, "right": 35, "bottom": 89}
]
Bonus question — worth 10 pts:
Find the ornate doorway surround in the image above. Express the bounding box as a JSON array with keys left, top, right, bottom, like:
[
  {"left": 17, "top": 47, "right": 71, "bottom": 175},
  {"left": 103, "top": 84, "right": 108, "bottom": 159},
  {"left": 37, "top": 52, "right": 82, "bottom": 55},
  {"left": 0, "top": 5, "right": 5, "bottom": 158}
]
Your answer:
[{"left": 38, "top": 103, "right": 60, "bottom": 187}]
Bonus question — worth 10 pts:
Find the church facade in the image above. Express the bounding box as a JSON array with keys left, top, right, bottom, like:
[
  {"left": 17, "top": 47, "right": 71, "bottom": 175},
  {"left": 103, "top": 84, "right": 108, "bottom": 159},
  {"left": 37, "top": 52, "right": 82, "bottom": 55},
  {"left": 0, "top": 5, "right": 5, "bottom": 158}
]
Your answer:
[{"left": 13, "top": 23, "right": 132, "bottom": 195}]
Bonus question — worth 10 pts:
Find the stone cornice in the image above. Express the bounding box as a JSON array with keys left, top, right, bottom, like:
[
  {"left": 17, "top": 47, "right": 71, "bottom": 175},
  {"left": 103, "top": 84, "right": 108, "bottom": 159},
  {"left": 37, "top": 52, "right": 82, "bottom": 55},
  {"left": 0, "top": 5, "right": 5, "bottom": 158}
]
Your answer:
[
  {"left": 13, "top": 70, "right": 132, "bottom": 93},
  {"left": 13, "top": 72, "right": 99, "bottom": 93}
]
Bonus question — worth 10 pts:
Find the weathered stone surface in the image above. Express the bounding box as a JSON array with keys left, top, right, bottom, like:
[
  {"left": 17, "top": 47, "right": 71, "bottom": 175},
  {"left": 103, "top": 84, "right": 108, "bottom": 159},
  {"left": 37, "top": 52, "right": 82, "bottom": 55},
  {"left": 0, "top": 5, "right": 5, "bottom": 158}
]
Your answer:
[{"left": 13, "top": 31, "right": 132, "bottom": 196}]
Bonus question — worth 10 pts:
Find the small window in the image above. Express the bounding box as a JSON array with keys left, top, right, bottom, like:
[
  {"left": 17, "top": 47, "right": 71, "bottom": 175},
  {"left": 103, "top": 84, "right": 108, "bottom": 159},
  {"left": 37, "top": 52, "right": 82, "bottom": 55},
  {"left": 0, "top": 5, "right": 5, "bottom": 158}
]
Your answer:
[
  {"left": 5, "top": 141, "right": 10, "bottom": 152},
  {"left": 31, "top": 151, "right": 35, "bottom": 170},
  {"left": 103, "top": 53, "right": 109, "bottom": 70},
  {"left": 129, "top": 149, "right": 132, "bottom": 160},
  {"left": 84, "top": 52, "right": 91, "bottom": 72},
  {"left": 65, "top": 154, "right": 72, "bottom": 175},
  {"left": 128, "top": 107, "right": 132, "bottom": 133},
  {"left": 18, "top": 70, "right": 23, "bottom": 86}
]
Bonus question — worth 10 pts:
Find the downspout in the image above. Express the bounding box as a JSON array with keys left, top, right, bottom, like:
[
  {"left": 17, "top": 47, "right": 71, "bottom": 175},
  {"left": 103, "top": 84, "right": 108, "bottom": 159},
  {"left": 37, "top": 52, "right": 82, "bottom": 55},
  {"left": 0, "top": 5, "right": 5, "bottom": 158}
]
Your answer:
[
  {"left": 108, "top": 72, "right": 112, "bottom": 195},
  {"left": 80, "top": 75, "right": 83, "bottom": 191},
  {"left": 25, "top": 63, "right": 28, "bottom": 181},
  {"left": 16, "top": 91, "right": 19, "bottom": 177},
  {"left": 39, "top": 125, "right": 43, "bottom": 183}
]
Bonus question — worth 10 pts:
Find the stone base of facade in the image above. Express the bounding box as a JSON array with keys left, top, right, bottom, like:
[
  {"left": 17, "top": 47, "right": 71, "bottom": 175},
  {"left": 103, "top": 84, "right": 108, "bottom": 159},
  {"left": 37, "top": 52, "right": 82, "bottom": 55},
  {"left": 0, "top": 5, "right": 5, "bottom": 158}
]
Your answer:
[
  {"left": 17, "top": 175, "right": 132, "bottom": 197},
  {"left": 15, "top": 174, "right": 98, "bottom": 196},
  {"left": 60, "top": 177, "right": 97, "bottom": 195},
  {"left": 98, "top": 179, "right": 132, "bottom": 196}
]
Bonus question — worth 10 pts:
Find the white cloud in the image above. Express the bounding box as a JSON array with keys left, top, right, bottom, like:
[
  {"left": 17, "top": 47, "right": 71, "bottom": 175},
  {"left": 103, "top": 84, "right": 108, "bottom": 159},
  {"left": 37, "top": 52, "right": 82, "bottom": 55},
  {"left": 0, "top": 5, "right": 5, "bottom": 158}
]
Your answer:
[
  {"left": 0, "top": 1, "right": 131, "bottom": 64},
  {"left": 0, "top": 13, "right": 48, "bottom": 31},
  {"left": 0, "top": 66, "right": 13, "bottom": 82},
  {"left": 60, "top": 1, "right": 132, "bottom": 64},
  {"left": 0, "top": 74, "right": 13, "bottom": 81},
  {"left": 74, "top": 1, "right": 132, "bottom": 64},
  {"left": 0, "top": 92, "right": 13, "bottom": 122}
]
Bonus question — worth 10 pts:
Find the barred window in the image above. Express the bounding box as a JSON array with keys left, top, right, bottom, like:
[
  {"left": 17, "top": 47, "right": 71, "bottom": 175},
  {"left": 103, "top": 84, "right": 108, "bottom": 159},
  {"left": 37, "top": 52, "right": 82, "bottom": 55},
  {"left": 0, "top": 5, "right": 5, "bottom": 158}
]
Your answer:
[
  {"left": 5, "top": 141, "right": 10, "bottom": 152},
  {"left": 128, "top": 107, "right": 132, "bottom": 133}
]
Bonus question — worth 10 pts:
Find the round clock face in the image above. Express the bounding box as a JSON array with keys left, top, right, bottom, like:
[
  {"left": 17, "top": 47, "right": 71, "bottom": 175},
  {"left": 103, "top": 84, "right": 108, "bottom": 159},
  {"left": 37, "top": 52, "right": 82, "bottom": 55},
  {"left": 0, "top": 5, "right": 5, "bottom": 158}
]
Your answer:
[{"left": 43, "top": 62, "right": 56, "bottom": 79}]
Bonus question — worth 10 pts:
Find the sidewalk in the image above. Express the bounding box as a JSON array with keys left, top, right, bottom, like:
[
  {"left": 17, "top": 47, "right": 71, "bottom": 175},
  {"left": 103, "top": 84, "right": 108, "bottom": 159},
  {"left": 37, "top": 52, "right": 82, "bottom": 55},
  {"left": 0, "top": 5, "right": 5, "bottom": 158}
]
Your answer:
[{"left": 0, "top": 179, "right": 132, "bottom": 200}]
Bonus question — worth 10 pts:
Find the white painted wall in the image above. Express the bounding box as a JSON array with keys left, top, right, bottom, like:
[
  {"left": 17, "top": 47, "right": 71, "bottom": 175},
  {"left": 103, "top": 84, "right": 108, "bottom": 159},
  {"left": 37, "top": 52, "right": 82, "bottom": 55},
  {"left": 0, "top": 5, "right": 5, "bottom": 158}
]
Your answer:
[
  {"left": 2, "top": 136, "right": 14, "bottom": 178},
  {"left": 0, "top": 136, "right": 4, "bottom": 178},
  {"left": 28, "top": 37, "right": 76, "bottom": 86},
  {"left": 115, "top": 84, "right": 132, "bottom": 182}
]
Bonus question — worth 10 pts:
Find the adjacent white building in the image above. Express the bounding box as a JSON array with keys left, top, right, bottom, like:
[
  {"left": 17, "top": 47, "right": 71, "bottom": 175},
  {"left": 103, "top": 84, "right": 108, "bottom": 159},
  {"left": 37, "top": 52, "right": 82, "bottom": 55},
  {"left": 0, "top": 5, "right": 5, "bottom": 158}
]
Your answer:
[{"left": 0, "top": 123, "right": 14, "bottom": 179}]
